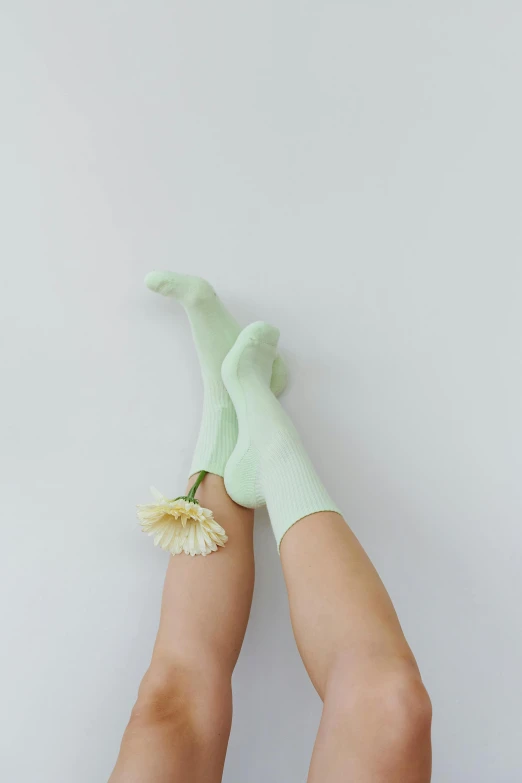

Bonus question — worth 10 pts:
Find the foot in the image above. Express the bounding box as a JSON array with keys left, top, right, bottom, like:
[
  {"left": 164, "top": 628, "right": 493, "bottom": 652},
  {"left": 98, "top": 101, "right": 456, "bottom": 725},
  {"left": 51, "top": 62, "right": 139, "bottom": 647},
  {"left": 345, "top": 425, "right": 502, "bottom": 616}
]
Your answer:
[
  {"left": 145, "top": 271, "right": 288, "bottom": 397},
  {"left": 222, "top": 322, "right": 340, "bottom": 547},
  {"left": 145, "top": 271, "right": 217, "bottom": 308},
  {"left": 221, "top": 322, "right": 282, "bottom": 508}
]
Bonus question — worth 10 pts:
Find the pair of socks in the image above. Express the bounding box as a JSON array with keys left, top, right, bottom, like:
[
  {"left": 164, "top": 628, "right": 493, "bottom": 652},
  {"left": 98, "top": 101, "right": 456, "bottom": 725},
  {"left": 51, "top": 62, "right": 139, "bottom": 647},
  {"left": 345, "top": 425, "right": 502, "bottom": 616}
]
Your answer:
[{"left": 146, "top": 271, "right": 340, "bottom": 549}]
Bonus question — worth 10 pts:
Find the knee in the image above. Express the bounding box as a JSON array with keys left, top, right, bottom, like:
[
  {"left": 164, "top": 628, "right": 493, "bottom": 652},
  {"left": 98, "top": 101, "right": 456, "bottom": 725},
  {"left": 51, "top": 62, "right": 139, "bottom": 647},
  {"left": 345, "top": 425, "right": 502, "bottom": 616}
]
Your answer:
[
  {"left": 374, "top": 665, "right": 432, "bottom": 749},
  {"left": 128, "top": 657, "right": 232, "bottom": 741},
  {"left": 327, "top": 655, "right": 432, "bottom": 751}
]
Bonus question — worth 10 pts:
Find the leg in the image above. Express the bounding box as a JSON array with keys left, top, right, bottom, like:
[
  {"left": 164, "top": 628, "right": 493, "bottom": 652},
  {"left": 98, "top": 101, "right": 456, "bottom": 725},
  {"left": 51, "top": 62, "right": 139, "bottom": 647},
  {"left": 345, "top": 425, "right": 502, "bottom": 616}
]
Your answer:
[
  {"left": 109, "top": 474, "right": 255, "bottom": 783},
  {"left": 221, "top": 322, "right": 432, "bottom": 782},
  {"left": 281, "top": 513, "right": 432, "bottom": 782},
  {"left": 144, "top": 271, "right": 287, "bottom": 477}
]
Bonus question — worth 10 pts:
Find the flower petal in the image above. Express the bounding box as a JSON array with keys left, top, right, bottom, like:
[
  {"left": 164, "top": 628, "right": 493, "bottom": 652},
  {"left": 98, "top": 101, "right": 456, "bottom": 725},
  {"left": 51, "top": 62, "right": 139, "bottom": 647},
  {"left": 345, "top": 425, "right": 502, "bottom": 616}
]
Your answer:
[
  {"left": 150, "top": 486, "right": 165, "bottom": 502},
  {"left": 137, "top": 491, "right": 226, "bottom": 556}
]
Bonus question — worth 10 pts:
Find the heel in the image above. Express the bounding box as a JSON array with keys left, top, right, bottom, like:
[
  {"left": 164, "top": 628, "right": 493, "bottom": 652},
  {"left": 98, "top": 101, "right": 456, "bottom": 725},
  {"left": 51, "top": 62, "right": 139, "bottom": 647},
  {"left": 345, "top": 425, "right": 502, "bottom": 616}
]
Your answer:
[{"left": 224, "top": 447, "right": 263, "bottom": 509}]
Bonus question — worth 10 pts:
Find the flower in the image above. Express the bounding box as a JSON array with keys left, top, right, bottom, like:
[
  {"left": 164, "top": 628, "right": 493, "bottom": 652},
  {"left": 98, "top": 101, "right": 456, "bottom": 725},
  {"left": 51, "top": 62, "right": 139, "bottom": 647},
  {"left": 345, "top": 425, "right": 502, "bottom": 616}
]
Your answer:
[{"left": 137, "top": 476, "right": 227, "bottom": 557}]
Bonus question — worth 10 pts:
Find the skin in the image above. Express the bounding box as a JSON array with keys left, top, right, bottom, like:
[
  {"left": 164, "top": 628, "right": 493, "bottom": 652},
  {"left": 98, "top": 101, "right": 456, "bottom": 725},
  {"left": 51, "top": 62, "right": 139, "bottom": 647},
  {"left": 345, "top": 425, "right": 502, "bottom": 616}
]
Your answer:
[
  {"left": 281, "top": 512, "right": 432, "bottom": 782},
  {"left": 108, "top": 474, "right": 255, "bottom": 783},
  {"left": 109, "top": 478, "right": 431, "bottom": 783}
]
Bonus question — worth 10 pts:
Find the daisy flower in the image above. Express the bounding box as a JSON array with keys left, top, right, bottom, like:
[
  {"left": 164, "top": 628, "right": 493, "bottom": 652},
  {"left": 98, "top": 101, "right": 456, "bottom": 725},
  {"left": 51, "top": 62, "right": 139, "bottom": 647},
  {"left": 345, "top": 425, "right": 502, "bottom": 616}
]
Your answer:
[{"left": 137, "top": 471, "right": 227, "bottom": 557}]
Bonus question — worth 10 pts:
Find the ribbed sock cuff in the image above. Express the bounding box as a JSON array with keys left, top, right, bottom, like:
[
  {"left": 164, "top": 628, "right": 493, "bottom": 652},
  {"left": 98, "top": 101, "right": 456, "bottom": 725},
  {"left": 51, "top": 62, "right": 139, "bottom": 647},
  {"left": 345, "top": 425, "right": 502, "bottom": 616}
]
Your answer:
[
  {"left": 190, "top": 382, "right": 238, "bottom": 477},
  {"left": 261, "top": 429, "right": 342, "bottom": 551}
]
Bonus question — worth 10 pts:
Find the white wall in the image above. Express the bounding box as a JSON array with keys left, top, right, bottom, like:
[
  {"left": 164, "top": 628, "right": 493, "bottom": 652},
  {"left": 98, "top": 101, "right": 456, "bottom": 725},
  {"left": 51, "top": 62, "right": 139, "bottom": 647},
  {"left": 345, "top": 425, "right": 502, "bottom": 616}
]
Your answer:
[{"left": 1, "top": 2, "right": 521, "bottom": 781}]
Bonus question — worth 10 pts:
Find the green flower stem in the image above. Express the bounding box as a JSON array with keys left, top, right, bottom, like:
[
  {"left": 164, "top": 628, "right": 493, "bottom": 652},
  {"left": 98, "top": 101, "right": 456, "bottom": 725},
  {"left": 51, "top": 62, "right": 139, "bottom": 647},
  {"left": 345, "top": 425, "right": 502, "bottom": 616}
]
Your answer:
[
  {"left": 174, "top": 470, "right": 208, "bottom": 505},
  {"left": 188, "top": 470, "right": 208, "bottom": 500}
]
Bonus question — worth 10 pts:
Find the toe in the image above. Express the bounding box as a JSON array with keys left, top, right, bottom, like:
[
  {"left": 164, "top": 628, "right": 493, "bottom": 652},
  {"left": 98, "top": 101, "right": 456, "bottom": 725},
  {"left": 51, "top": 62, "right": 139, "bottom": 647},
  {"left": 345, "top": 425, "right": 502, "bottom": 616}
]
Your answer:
[
  {"left": 144, "top": 270, "right": 178, "bottom": 295},
  {"left": 244, "top": 321, "right": 280, "bottom": 346}
]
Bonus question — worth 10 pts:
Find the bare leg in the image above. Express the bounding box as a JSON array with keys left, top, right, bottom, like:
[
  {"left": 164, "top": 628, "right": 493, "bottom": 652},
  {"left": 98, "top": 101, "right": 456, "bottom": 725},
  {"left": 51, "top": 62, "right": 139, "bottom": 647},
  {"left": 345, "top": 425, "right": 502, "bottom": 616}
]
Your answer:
[
  {"left": 219, "top": 321, "right": 432, "bottom": 781},
  {"left": 109, "top": 474, "right": 254, "bottom": 783},
  {"left": 280, "top": 512, "right": 432, "bottom": 782}
]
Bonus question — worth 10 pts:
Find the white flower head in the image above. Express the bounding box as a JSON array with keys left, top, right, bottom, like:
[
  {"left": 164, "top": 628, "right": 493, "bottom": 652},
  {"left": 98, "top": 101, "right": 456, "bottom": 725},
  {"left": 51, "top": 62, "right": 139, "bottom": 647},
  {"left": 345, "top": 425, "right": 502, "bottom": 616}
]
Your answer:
[{"left": 137, "top": 481, "right": 227, "bottom": 557}]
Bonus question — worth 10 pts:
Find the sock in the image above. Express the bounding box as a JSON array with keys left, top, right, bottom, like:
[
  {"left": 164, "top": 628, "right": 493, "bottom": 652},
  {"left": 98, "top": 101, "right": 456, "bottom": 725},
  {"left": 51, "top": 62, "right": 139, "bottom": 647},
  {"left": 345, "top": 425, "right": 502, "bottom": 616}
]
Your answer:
[
  {"left": 222, "top": 321, "right": 341, "bottom": 549},
  {"left": 145, "top": 271, "right": 288, "bottom": 477}
]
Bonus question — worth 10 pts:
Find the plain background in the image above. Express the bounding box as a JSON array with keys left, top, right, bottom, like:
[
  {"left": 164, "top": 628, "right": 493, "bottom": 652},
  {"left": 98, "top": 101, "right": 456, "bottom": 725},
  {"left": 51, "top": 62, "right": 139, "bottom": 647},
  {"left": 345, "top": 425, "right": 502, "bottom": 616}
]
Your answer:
[{"left": 1, "top": 2, "right": 521, "bottom": 781}]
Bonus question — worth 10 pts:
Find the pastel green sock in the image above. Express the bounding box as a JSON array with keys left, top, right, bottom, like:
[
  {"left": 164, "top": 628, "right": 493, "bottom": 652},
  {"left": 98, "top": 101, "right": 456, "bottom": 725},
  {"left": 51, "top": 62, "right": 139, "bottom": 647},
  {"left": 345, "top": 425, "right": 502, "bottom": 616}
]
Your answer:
[
  {"left": 145, "top": 272, "right": 288, "bottom": 477},
  {"left": 222, "top": 322, "right": 341, "bottom": 549}
]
